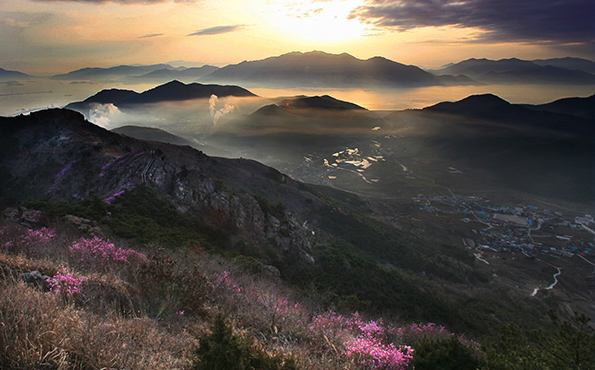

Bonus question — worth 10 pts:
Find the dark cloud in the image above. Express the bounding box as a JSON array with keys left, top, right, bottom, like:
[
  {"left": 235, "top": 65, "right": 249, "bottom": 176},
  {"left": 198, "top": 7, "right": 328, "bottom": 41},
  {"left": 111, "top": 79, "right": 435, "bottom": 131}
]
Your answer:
[
  {"left": 138, "top": 33, "right": 164, "bottom": 39},
  {"left": 187, "top": 25, "right": 246, "bottom": 36},
  {"left": 348, "top": 0, "right": 595, "bottom": 45}
]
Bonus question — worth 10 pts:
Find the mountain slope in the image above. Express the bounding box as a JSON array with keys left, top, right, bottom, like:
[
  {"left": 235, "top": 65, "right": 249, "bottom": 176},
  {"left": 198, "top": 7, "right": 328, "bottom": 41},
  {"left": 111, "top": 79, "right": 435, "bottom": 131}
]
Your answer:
[
  {"left": 383, "top": 94, "right": 594, "bottom": 202},
  {"left": 277, "top": 95, "right": 367, "bottom": 110},
  {"left": 521, "top": 94, "right": 595, "bottom": 121},
  {"left": 0, "top": 109, "right": 314, "bottom": 263},
  {"left": 434, "top": 58, "right": 595, "bottom": 85},
  {"left": 65, "top": 80, "right": 257, "bottom": 115},
  {"left": 111, "top": 125, "right": 233, "bottom": 157},
  {"left": 111, "top": 125, "right": 196, "bottom": 146},
  {"left": 0, "top": 67, "right": 31, "bottom": 80},
  {"left": 532, "top": 57, "right": 595, "bottom": 74},
  {"left": 0, "top": 107, "right": 578, "bottom": 338},
  {"left": 133, "top": 65, "right": 220, "bottom": 82},
  {"left": 120, "top": 80, "right": 256, "bottom": 105},
  {"left": 51, "top": 64, "right": 179, "bottom": 81},
  {"left": 201, "top": 51, "right": 442, "bottom": 87}
]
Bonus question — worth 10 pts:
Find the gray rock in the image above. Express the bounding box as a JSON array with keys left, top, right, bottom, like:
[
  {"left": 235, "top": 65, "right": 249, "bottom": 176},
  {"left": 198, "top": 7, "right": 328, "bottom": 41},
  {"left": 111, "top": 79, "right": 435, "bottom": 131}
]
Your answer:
[{"left": 18, "top": 270, "right": 52, "bottom": 290}]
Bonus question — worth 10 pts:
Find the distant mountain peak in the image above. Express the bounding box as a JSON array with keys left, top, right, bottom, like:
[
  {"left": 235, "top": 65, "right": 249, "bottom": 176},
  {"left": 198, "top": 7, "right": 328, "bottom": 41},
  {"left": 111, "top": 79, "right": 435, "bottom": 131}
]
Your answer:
[
  {"left": 424, "top": 93, "right": 513, "bottom": 116},
  {"left": 201, "top": 51, "right": 439, "bottom": 88},
  {"left": 278, "top": 95, "right": 367, "bottom": 110}
]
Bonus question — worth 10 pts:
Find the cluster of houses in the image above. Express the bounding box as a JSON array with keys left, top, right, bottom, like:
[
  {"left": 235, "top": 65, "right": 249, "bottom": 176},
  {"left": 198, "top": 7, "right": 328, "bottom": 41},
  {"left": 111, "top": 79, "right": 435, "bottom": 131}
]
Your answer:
[{"left": 413, "top": 193, "right": 594, "bottom": 257}]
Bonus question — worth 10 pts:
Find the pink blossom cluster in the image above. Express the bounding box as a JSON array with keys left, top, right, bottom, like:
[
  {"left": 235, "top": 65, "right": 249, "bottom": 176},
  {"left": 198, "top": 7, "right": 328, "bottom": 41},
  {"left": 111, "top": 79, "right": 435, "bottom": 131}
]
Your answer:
[
  {"left": 1, "top": 226, "right": 56, "bottom": 255},
  {"left": 309, "top": 312, "right": 414, "bottom": 369},
  {"left": 48, "top": 268, "right": 83, "bottom": 296},
  {"left": 69, "top": 237, "right": 147, "bottom": 267},
  {"left": 22, "top": 227, "right": 55, "bottom": 247},
  {"left": 345, "top": 337, "right": 413, "bottom": 370},
  {"left": 216, "top": 270, "right": 243, "bottom": 293}
]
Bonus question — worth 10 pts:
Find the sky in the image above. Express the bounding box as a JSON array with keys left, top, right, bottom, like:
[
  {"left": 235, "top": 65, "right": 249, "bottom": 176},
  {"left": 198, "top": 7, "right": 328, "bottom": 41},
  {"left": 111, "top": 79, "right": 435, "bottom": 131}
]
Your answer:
[{"left": 1, "top": 0, "right": 594, "bottom": 74}]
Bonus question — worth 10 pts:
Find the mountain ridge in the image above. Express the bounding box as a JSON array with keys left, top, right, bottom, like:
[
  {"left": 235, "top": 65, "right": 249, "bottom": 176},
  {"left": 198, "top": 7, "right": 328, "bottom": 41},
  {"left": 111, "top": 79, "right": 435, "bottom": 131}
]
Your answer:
[
  {"left": 65, "top": 80, "right": 257, "bottom": 115},
  {"left": 433, "top": 57, "right": 595, "bottom": 85},
  {"left": 200, "top": 50, "right": 446, "bottom": 87}
]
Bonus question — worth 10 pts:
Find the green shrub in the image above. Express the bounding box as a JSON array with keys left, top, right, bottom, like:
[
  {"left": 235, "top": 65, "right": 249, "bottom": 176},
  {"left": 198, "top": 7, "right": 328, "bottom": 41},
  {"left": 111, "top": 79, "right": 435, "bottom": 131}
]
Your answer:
[
  {"left": 412, "top": 336, "right": 484, "bottom": 370},
  {"left": 193, "top": 313, "right": 297, "bottom": 370}
]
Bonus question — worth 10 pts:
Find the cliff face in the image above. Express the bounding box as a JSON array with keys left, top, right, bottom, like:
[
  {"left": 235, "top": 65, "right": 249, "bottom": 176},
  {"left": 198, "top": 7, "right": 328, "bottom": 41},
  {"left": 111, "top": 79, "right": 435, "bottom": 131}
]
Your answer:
[{"left": 0, "top": 109, "right": 314, "bottom": 264}]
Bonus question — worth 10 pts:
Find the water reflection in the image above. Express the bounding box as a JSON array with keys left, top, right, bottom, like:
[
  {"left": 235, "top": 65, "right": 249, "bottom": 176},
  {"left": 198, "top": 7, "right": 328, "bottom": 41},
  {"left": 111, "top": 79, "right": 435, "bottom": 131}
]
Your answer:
[{"left": 250, "top": 84, "right": 595, "bottom": 110}]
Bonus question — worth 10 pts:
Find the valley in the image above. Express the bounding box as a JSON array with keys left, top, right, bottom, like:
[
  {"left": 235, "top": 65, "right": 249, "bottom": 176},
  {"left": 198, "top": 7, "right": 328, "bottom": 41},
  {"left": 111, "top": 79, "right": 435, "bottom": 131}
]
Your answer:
[
  {"left": 1, "top": 66, "right": 594, "bottom": 368},
  {"left": 39, "top": 80, "right": 593, "bottom": 330}
]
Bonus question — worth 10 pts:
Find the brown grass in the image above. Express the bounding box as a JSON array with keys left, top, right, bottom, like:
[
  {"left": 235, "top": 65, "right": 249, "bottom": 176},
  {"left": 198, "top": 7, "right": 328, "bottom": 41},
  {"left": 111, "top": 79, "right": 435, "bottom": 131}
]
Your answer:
[{"left": 0, "top": 221, "right": 366, "bottom": 369}]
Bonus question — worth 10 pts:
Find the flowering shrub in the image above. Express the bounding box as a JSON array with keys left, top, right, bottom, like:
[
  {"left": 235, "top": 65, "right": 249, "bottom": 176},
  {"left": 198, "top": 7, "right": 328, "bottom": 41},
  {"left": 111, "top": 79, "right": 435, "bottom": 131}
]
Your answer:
[
  {"left": 309, "top": 311, "right": 414, "bottom": 369},
  {"left": 69, "top": 236, "right": 147, "bottom": 270},
  {"left": 1, "top": 225, "right": 55, "bottom": 256},
  {"left": 345, "top": 337, "right": 413, "bottom": 370},
  {"left": 216, "top": 270, "right": 243, "bottom": 294},
  {"left": 48, "top": 268, "right": 83, "bottom": 297}
]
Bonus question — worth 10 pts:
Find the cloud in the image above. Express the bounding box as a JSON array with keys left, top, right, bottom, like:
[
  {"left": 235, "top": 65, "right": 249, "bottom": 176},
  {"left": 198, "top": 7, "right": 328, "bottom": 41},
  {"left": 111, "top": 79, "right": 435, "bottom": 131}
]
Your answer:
[
  {"left": 187, "top": 24, "right": 246, "bottom": 36},
  {"left": 348, "top": 0, "right": 595, "bottom": 46},
  {"left": 32, "top": 0, "right": 197, "bottom": 4},
  {"left": 0, "top": 11, "right": 54, "bottom": 29},
  {"left": 138, "top": 33, "right": 164, "bottom": 39}
]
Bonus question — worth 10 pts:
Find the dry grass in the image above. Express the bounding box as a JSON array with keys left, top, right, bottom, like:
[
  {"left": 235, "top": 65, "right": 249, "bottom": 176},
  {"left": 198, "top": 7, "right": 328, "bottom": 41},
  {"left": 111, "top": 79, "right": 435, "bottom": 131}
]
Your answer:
[{"left": 0, "top": 221, "right": 390, "bottom": 369}]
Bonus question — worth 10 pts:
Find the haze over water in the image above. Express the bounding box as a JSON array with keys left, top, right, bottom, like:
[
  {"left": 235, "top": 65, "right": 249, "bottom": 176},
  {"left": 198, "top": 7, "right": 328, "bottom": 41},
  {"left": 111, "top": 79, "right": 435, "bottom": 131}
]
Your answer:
[{"left": 2, "top": 79, "right": 593, "bottom": 117}]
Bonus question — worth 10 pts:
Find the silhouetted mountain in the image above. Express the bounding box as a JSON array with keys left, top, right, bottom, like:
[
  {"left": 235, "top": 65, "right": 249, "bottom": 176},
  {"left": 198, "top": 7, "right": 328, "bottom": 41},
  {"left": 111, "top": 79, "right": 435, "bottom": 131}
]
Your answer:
[
  {"left": 119, "top": 80, "right": 256, "bottom": 105},
  {"left": 51, "top": 64, "right": 180, "bottom": 81},
  {"left": 480, "top": 65, "right": 595, "bottom": 85},
  {"left": 65, "top": 81, "right": 257, "bottom": 116},
  {"left": 521, "top": 95, "right": 595, "bottom": 121},
  {"left": 434, "top": 58, "right": 595, "bottom": 85},
  {"left": 423, "top": 93, "right": 593, "bottom": 135},
  {"left": 0, "top": 68, "right": 30, "bottom": 80},
  {"left": 111, "top": 125, "right": 233, "bottom": 157},
  {"left": 278, "top": 95, "right": 366, "bottom": 110},
  {"left": 201, "top": 51, "right": 443, "bottom": 87},
  {"left": 133, "top": 65, "right": 220, "bottom": 82},
  {"left": 532, "top": 57, "right": 595, "bottom": 74},
  {"left": 434, "top": 74, "right": 483, "bottom": 86},
  {"left": 64, "top": 88, "right": 139, "bottom": 113},
  {"left": 207, "top": 95, "right": 384, "bottom": 167},
  {"left": 434, "top": 58, "right": 536, "bottom": 77},
  {"left": 111, "top": 125, "right": 195, "bottom": 146},
  {"left": 385, "top": 94, "right": 594, "bottom": 202},
  {"left": 424, "top": 94, "right": 515, "bottom": 116}
]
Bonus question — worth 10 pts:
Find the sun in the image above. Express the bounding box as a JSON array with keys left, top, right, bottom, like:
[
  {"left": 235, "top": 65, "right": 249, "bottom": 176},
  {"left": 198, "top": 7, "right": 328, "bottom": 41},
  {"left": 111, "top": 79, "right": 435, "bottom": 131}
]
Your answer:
[{"left": 251, "top": 0, "right": 367, "bottom": 44}]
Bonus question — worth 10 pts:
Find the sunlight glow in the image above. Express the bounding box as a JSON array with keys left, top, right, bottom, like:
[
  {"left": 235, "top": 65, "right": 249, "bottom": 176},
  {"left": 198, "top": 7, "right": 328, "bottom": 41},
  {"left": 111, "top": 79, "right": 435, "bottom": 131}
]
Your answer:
[{"left": 251, "top": 0, "right": 367, "bottom": 43}]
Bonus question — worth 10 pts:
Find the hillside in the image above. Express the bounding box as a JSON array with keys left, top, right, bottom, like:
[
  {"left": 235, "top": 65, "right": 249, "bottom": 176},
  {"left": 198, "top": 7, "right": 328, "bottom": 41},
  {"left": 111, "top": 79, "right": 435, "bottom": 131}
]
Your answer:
[
  {"left": 1, "top": 108, "right": 564, "bottom": 336},
  {"left": 1, "top": 108, "right": 594, "bottom": 369},
  {"left": 0, "top": 107, "right": 590, "bottom": 369},
  {"left": 521, "top": 94, "right": 595, "bottom": 121},
  {"left": 0, "top": 67, "right": 31, "bottom": 80},
  {"left": 382, "top": 94, "right": 594, "bottom": 203}
]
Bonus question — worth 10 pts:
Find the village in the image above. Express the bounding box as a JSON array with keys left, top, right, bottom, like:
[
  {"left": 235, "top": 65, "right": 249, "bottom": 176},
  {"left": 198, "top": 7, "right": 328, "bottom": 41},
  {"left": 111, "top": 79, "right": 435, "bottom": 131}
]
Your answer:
[{"left": 413, "top": 193, "right": 595, "bottom": 259}]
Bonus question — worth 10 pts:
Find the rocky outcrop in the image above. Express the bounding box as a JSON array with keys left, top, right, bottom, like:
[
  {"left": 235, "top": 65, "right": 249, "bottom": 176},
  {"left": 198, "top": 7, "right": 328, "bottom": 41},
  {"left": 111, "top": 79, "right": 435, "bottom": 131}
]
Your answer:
[
  {"left": 2, "top": 207, "right": 42, "bottom": 228},
  {"left": 0, "top": 109, "right": 315, "bottom": 264}
]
